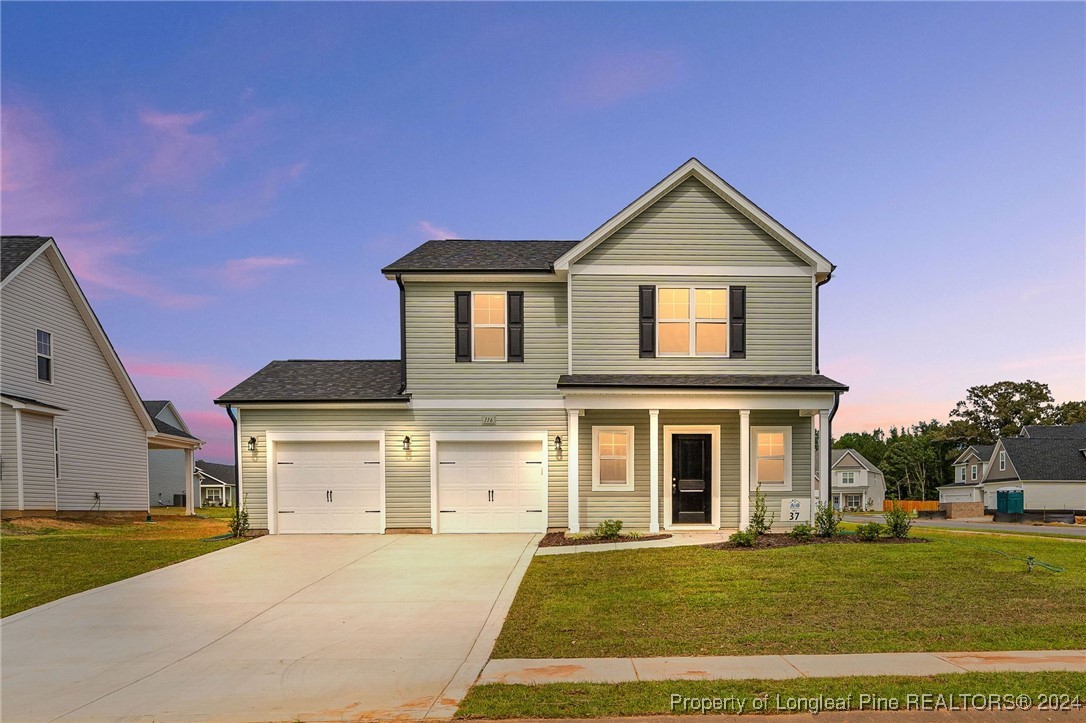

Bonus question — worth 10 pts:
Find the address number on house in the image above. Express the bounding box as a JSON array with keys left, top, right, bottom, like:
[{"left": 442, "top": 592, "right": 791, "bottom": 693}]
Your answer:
[
  {"left": 781, "top": 498, "right": 811, "bottom": 523},
  {"left": 481, "top": 416, "right": 497, "bottom": 426}
]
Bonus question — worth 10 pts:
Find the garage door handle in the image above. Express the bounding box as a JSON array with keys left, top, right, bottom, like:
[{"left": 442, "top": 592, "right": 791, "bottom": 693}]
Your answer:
[
  {"left": 279, "top": 510, "right": 295, "bottom": 513},
  {"left": 525, "top": 461, "right": 542, "bottom": 465},
  {"left": 365, "top": 510, "right": 381, "bottom": 513},
  {"left": 277, "top": 462, "right": 293, "bottom": 465},
  {"left": 526, "top": 509, "right": 542, "bottom": 513},
  {"left": 440, "top": 509, "right": 456, "bottom": 513}
]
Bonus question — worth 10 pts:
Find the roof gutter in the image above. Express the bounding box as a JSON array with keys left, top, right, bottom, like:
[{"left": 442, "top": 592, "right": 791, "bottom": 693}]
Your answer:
[{"left": 396, "top": 274, "right": 407, "bottom": 396}]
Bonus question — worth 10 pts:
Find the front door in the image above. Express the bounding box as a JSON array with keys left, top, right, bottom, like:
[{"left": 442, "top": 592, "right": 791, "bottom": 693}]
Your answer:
[{"left": 672, "top": 434, "right": 712, "bottom": 524}]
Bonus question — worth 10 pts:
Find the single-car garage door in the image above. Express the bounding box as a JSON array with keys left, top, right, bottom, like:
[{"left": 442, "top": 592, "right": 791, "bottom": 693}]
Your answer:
[
  {"left": 436, "top": 440, "right": 546, "bottom": 533},
  {"left": 275, "top": 440, "right": 383, "bottom": 533}
]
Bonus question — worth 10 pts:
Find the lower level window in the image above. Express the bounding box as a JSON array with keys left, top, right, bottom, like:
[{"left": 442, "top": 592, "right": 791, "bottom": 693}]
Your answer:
[
  {"left": 751, "top": 426, "right": 792, "bottom": 491},
  {"left": 592, "top": 426, "right": 635, "bottom": 491},
  {"left": 844, "top": 494, "right": 862, "bottom": 509}
]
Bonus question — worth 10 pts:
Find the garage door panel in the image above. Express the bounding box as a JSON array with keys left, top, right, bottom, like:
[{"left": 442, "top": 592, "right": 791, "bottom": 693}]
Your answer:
[
  {"left": 436, "top": 439, "right": 546, "bottom": 533},
  {"left": 274, "top": 440, "right": 383, "bottom": 534}
]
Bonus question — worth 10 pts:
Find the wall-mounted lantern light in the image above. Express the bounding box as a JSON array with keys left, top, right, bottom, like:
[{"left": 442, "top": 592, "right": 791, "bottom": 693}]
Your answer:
[
  {"left": 555, "top": 435, "right": 562, "bottom": 453},
  {"left": 247, "top": 436, "right": 257, "bottom": 453},
  {"left": 402, "top": 435, "right": 411, "bottom": 451}
]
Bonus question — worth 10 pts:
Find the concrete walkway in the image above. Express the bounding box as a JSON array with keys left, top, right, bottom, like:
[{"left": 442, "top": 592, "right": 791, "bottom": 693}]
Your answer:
[
  {"left": 2, "top": 534, "right": 538, "bottom": 722},
  {"left": 537, "top": 532, "right": 735, "bottom": 556},
  {"left": 478, "top": 650, "right": 1086, "bottom": 684}
]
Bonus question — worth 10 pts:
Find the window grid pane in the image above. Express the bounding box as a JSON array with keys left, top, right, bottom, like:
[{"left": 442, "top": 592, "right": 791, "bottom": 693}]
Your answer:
[
  {"left": 658, "top": 322, "right": 690, "bottom": 354},
  {"left": 474, "top": 327, "right": 505, "bottom": 359},
  {"left": 37, "top": 330, "right": 51, "bottom": 356},
  {"left": 695, "top": 322, "right": 727, "bottom": 354},
  {"left": 695, "top": 289, "right": 728, "bottom": 320},
  {"left": 658, "top": 288, "right": 689, "bottom": 321}
]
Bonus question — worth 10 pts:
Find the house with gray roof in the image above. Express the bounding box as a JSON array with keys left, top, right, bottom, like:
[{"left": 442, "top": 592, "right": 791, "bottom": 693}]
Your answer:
[
  {"left": 216, "top": 159, "right": 847, "bottom": 535},
  {"left": 195, "top": 460, "right": 236, "bottom": 507},
  {"left": 144, "top": 400, "right": 201, "bottom": 507},
  {"left": 1, "top": 237, "right": 202, "bottom": 517},
  {"left": 938, "top": 425, "right": 1086, "bottom": 514},
  {"left": 825, "top": 448, "right": 886, "bottom": 511}
]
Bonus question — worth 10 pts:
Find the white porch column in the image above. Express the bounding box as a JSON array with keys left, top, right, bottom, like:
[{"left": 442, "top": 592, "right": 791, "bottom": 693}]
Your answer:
[
  {"left": 649, "top": 409, "right": 660, "bottom": 533},
  {"left": 818, "top": 410, "right": 832, "bottom": 507},
  {"left": 184, "top": 448, "right": 196, "bottom": 515},
  {"left": 567, "top": 409, "right": 580, "bottom": 533},
  {"left": 739, "top": 409, "right": 751, "bottom": 529}
]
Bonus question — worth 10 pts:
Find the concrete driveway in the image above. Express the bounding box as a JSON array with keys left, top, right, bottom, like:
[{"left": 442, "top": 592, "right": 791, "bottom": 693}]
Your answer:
[{"left": 1, "top": 534, "right": 537, "bottom": 722}]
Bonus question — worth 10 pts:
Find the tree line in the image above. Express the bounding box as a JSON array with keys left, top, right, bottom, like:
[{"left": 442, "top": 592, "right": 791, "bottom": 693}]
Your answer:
[{"left": 833, "top": 381, "right": 1086, "bottom": 501}]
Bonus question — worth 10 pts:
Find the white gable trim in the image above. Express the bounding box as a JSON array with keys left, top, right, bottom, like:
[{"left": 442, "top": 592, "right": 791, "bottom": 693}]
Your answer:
[
  {"left": 833, "top": 448, "right": 878, "bottom": 473},
  {"left": 154, "top": 400, "right": 193, "bottom": 434},
  {"left": 553, "top": 158, "right": 834, "bottom": 277},
  {"left": 6, "top": 240, "right": 157, "bottom": 435}
]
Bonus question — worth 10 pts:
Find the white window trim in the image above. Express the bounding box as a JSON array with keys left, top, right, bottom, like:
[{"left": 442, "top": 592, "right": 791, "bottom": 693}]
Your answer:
[
  {"left": 751, "top": 425, "right": 793, "bottom": 491},
  {"left": 662, "top": 425, "right": 721, "bottom": 530},
  {"left": 471, "top": 291, "right": 507, "bottom": 362},
  {"left": 36, "top": 329, "right": 54, "bottom": 384},
  {"left": 655, "top": 286, "right": 729, "bottom": 358},
  {"left": 591, "top": 425, "right": 635, "bottom": 492},
  {"left": 971, "top": 464, "right": 978, "bottom": 481},
  {"left": 959, "top": 466, "right": 966, "bottom": 482},
  {"left": 999, "top": 451, "right": 1006, "bottom": 471},
  {"left": 839, "top": 471, "right": 855, "bottom": 485}
]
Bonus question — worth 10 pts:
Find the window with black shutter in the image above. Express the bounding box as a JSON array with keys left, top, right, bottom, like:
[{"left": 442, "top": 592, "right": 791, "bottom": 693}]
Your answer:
[
  {"left": 507, "top": 291, "right": 524, "bottom": 362},
  {"left": 729, "top": 286, "right": 746, "bottom": 359},
  {"left": 639, "top": 285, "right": 656, "bottom": 358},
  {"left": 454, "top": 292, "right": 471, "bottom": 362}
]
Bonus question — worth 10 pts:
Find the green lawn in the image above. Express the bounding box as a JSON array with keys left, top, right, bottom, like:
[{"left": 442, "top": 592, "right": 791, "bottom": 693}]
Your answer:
[
  {"left": 492, "top": 530, "right": 1086, "bottom": 658},
  {"left": 457, "top": 672, "right": 1086, "bottom": 718},
  {"left": 1, "top": 507, "right": 244, "bottom": 617}
]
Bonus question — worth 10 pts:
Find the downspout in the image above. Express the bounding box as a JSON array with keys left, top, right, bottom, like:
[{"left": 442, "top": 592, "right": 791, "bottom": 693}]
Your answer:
[
  {"left": 814, "top": 267, "right": 834, "bottom": 374},
  {"left": 826, "top": 390, "right": 841, "bottom": 506},
  {"left": 226, "top": 403, "right": 239, "bottom": 507},
  {"left": 396, "top": 274, "right": 407, "bottom": 395}
]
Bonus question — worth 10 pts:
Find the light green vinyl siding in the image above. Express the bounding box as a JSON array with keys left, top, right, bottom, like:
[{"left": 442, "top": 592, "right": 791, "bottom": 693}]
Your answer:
[
  {"left": 404, "top": 281, "right": 566, "bottom": 398},
  {"left": 239, "top": 406, "right": 567, "bottom": 531},
  {"left": 578, "top": 411, "right": 652, "bottom": 531},
  {"left": 577, "top": 178, "right": 809, "bottom": 268},
  {"left": 571, "top": 274, "right": 813, "bottom": 374}
]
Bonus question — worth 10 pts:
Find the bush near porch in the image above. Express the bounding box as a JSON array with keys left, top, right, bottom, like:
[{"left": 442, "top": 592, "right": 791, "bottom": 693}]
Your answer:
[{"left": 492, "top": 529, "right": 1086, "bottom": 658}]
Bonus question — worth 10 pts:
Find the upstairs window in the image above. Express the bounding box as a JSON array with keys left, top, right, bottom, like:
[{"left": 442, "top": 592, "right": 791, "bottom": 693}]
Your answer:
[
  {"left": 999, "top": 450, "right": 1006, "bottom": 471},
  {"left": 657, "top": 287, "right": 727, "bottom": 357},
  {"left": 839, "top": 471, "right": 855, "bottom": 485},
  {"left": 36, "top": 330, "right": 53, "bottom": 383},
  {"left": 959, "top": 466, "right": 966, "bottom": 482},
  {"left": 970, "top": 464, "right": 978, "bottom": 481},
  {"left": 472, "top": 292, "right": 506, "bottom": 361},
  {"left": 752, "top": 427, "right": 791, "bottom": 490}
]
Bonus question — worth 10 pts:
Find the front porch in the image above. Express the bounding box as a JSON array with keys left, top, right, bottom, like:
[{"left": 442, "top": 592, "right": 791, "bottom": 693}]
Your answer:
[{"left": 559, "top": 379, "right": 846, "bottom": 534}]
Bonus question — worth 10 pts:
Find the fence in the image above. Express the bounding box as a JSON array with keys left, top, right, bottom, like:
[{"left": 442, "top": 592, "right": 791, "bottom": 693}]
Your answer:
[{"left": 883, "top": 500, "right": 940, "bottom": 513}]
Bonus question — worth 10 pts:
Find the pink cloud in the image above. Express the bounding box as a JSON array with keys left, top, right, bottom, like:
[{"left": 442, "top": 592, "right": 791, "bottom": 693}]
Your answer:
[
  {"left": 417, "top": 220, "right": 459, "bottom": 239},
  {"left": 565, "top": 50, "right": 684, "bottom": 109},
  {"left": 130, "top": 109, "right": 223, "bottom": 193},
  {"left": 220, "top": 255, "right": 303, "bottom": 288}
]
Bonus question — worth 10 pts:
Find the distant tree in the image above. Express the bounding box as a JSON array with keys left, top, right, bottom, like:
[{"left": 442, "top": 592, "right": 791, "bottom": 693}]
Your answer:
[
  {"left": 947, "top": 381, "right": 1057, "bottom": 443},
  {"left": 881, "top": 430, "right": 941, "bottom": 501},
  {"left": 833, "top": 429, "right": 888, "bottom": 469},
  {"left": 1055, "top": 400, "right": 1086, "bottom": 425}
]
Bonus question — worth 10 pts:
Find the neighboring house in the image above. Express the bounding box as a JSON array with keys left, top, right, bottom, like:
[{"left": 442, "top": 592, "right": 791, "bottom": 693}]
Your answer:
[
  {"left": 145, "top": 400, "right": 202, "bottom": 507},
  {"left": 938, "top": 424, "right": 1086, "bottom": 514},
  {"left": 0, "top": 236, "right": 202, "bottom": 516},
  {"left": 827, "top": 449, "right": 886, "bottom": 511},
  {"left": 195, "top": 460, "right": 236, "bottom": 507},
  {"left": 216, "top": 159, "right": 848, "bottom": 535}
]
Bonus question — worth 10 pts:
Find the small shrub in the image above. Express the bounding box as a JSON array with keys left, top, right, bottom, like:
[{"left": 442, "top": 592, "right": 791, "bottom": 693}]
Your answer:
[
  {"left": 594, "top": 519, "right": 623, "bottom": 540},
  {"left": 884, "top": 504, "right": 913, "bottom": 538},
  {"left": 229, "top": 501, "right": 250, "bottom": 538},
  {"left": 814, "top": 502, "right": 840, "bottom": 537},
  {"left": 729, "top": 530, "right": 757, "bottom": 547},
  {"left": 789, "top": 523, "right": 813, "bottom": 542},
  {"left": 855, "top": 521, "right": 883, "bottom": 541},
  {"left": 748, "top": 484, "right": 773, "bottom": 536}
]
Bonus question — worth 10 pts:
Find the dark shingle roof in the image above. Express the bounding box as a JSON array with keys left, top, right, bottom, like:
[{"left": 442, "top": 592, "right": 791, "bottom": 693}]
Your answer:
[
  {"left": 382, "top": 240, "right": 577, "bottom": 274},
  {"left": 143, "top": 400, "right": 170, "bottom": 417},
  {"left": 0, "top": 392, "right": 67, "bottom": 412},
  {"left": 1001, "top": 436, "right": 1086, "bottom": 481},
  {"left": 216, "top": 360, "right": 407, "bottom": 403},
  {"left": 142, "top": 400, "right": 198, "bottom": 439},
  {"left": 1021, "top": 423, "right": 1086, "bottom": 439},
  {"left": 2, "top": 236, "right": 52, "bottom": 280},
  {"left": 557, "top": 373, "right": 848, "bottom": 391},
  {"left": 971, "top": 444, "right": 996, "bottom": 461},
  {"left": 196, "top": 460, "right": 236, "bottom": 487}
]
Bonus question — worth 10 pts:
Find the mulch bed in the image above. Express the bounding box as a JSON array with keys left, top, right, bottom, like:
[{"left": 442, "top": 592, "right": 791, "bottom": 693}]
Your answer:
[
  {"left": 703, "top": 533, "right": 928, "bottom": 551},
  {"left": 539, "top": 531, "right": 672, "bottom": 547}
]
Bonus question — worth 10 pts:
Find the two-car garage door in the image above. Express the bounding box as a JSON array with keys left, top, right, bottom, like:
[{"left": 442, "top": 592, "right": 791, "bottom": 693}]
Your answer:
[
  {"left": 275, "top": 440, "right": 383, "bottom": 533},
  {"left": 435, "top": 440, "right": 547, "bottom": 533}
]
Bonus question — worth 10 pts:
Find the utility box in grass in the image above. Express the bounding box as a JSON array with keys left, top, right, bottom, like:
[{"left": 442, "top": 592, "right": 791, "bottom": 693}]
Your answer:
[{"left": 997, "top": 489, "right": 1024, "bottom": 515}]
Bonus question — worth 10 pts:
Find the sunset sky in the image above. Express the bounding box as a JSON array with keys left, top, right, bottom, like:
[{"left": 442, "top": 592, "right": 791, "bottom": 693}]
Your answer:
[{"left": 3, "top": 2, "right": 1083, "bottom": 461}]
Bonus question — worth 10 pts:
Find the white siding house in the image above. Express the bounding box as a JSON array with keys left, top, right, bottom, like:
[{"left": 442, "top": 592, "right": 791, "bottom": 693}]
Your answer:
[{"left": 827, "top": 448, "right": 886, "bottom": 511}]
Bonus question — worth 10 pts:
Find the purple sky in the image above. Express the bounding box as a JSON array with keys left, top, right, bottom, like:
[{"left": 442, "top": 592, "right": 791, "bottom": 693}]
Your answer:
[{"left": 3, "top": 3, "right": 1083, "bottom": 462}]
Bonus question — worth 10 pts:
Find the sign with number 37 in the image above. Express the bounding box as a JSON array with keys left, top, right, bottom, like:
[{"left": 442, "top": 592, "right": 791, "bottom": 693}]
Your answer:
[{"left": 781, "top": 498, "right": 811, "bottom": 524}]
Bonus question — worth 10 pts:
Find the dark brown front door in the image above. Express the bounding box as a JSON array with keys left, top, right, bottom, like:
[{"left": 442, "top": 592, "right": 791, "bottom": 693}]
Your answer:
[{"left": 672, "top": 434, "right": 712, "bottom": 524}]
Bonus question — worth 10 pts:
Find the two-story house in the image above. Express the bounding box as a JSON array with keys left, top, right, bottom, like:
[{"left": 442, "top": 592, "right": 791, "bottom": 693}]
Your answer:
[
  {"left": 215, "top": 159, "right": 847, "bottom": 534},
  {"left": 825, "top": 449, "right": 886, "bottom": 511},
  {"left": 145, "top": 399, "right": 201, "bottom": 507},
  {"left": 1, "top": 237, "right": 202, "bottom": 517}
]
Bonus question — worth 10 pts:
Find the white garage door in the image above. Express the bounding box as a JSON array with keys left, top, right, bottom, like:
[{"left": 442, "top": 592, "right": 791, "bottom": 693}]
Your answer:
[
  {"left": 275, "top": 440, "right": 383, "bottom": 533},
  {"left": 436, "top": 440, "right": 546, "bottom": 533}
]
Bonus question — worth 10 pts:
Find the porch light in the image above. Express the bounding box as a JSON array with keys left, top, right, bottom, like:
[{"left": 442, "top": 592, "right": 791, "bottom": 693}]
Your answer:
[
  {"left": 402, "top": 435, "right": 411, "bottom": 451},
  {"left": 247, "top": 437, "right": 256, "bottom": 453},
  {"left": 555, "top": 436, "right": 562, "bottom": 452}
]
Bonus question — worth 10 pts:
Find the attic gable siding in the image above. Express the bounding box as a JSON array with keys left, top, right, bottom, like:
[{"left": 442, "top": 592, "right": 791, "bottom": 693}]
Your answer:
[
  {"left": 576, "top": 179, "right": 810, "bottom": 269},
  {"left": 0, "top": 254, "right": 148, "bottom": 511},
  {"left": 985, "top": 444, "right": 1020, "bottom": 482},
  {"left": 155, "top": 405, "right": 185, "bottom": 431}
]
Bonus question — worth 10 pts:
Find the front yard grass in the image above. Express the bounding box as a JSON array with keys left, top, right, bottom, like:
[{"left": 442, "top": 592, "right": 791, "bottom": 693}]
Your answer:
[
  {"left": 457, "top": 672, "right": 1086, "bottom": 719},
  {"left": 1, "top": 507, "right": 243, "bottom": 617},
  {"left": 492, "top": 529, "right": 1086, "bottom": 658}
]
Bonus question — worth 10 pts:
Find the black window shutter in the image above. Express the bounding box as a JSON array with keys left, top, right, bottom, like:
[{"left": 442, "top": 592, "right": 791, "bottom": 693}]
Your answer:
[
  {"left": 730, "top": 286, "right": 746, "bottom": 359},
  {"left": 455, "top": 291, "right": 471, "bottom": 362},
  {"left": 507, "top": 291, "right": 524, "bottom": 362},
  {"left": 639, "top": 285, "right": 656, "bottom": 358}
]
